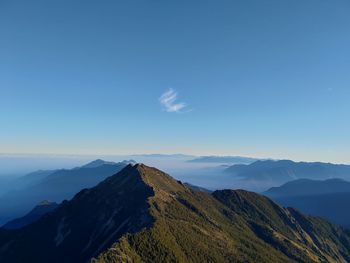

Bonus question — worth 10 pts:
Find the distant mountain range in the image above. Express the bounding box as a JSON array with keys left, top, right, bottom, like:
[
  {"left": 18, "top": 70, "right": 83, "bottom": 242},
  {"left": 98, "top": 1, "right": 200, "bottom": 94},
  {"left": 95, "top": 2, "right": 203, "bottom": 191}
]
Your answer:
[
  {"left": 80, "top": 159, "right": 128, "bottom": 169},
  {"left": 265, "top": 178, "right": 350, "bottom": 197},
  {"left": 0, "top": 160, "right": 134, "bottom": 225},
  {"left": 3, "top": 200, "right": 58, "bottom": 229},
  {"left": 188, "top": 155, "right": 260, "bottom": 164},
  {"left": 265, "top": 178, "right": 350, "bottom": 229},
  {"left": 1, "top": 164, "right": 349, "bottom": 263},
  {"left": 224, "top": 160, "right": 350, "bottom": 191}
]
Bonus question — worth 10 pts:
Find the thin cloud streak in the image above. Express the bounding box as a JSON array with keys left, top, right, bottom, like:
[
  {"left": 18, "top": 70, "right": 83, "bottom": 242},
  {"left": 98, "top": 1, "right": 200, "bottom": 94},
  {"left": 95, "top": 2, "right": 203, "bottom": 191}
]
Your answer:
[{"left": 159, "top": 88, "right": 187, "bottom": 113}]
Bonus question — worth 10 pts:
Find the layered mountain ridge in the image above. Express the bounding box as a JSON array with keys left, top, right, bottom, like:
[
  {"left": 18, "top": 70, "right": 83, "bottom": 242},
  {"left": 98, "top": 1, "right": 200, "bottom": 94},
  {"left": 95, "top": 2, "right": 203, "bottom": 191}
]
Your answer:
[
  {"left": 3, "top": 200, "right": 58, "bottom": 229},
  {"left": 1, "top": 164, "right": 350, "bottom": 263},
  {"left": 0, "top": 160, "right": 132, "bottom": 225},
  {"left": 224, "top": 160, "right": 350, "bottom": 192},
  {"left": 265, "top": 178, "right": 350, "bottom": 229}
]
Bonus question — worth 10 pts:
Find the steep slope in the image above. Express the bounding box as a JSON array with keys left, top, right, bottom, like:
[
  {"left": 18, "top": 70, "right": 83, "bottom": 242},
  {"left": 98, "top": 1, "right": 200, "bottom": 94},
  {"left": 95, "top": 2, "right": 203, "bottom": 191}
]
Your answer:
[
  {"left": 3, "top": 200, "right": 58, "bottom": 229},
  {"left": 183, "top": 182, "right": 212, "bottom": 193},
  {"left": 0, "top": 160, "right": 130, "bottom": 225},
  {"left": 0, "top": 164, "right": 154, "bottom": 263},
  {"left": 269, "top": 192, "right": 350, "bottom": 230},
  {"left": 1, "top": 164, "right": 350, "bottom": 263},
  {"left": 213, "top": 190, "right": 350, "bottom": 262},
  {"left": 265, "top": 179, "right": 350, "bottom": 228},
  {"left": 93, "top": 166, "right": 350, "bottom": 263}
]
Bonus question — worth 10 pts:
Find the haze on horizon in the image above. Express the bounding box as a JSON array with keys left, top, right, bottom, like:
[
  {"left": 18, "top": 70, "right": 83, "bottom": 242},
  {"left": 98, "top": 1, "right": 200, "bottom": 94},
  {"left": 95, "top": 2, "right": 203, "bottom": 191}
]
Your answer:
[{"left": 1, "top": 0, "right": 350, "bottom": 163}]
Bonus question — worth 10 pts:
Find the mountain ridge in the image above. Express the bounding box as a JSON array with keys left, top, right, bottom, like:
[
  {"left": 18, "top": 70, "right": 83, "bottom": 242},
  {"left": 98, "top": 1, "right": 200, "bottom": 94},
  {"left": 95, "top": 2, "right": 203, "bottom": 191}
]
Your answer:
[
  {"left": 224, "top": 160, "right": 350, "bottom": 191},
  {"left": 0, "top": 160, "right": 132, "bottom": 225},
  {"left": 265, "top": 178, "right": 350, "bottom": 228},
  {"left": 1, "top": 164, "right": 350, "bottom": 263},
  {"left": 3, "top": 200, "right": 58, "bottom": 229},
  {"left": 188, "top": 156, "right": 260, "bottom": 164},
  {"left": 265, "top": 178, "right": 350, "bottom": 197}
]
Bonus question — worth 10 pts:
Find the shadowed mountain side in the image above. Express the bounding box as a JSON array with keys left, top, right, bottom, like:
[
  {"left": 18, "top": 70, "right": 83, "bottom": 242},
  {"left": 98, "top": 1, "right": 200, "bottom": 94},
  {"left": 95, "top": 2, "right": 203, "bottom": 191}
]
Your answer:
[
  {"left": 265, "top": 179, "right": 350, "bottom": 228},
  {"left": 3, "top": 201, "right": 58, "bottom": 229},
  {"left": 0, "top": 164, "right": 155, "bottom": 263},
  {"left": 1, "top": 164, "right": 350, "bottom": 263},
  {"left": 0, "top": 161, "right": 130, "bottom": 225},
  {"left": 268, "top": 193, "right": 350, "bottom": 229}
]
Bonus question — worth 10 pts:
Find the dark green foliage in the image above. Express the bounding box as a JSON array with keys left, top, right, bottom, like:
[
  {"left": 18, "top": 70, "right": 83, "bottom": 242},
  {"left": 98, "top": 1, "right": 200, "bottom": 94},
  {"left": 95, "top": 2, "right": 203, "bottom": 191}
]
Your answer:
[
  {"left": 94, "top": 167, "right": 350, "bottom": 263},
  {"left": 0, "top": 164, "right": 154, "bottom": 263},
  {"left": 1, "top": 164, "right": 350, "bottom": 263}
]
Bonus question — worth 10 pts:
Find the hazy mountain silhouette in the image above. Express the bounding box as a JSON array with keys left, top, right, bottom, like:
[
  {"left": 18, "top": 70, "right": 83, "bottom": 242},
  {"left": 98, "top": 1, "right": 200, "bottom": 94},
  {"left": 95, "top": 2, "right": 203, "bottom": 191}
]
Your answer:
[
  {"left": 0, "top": 160, "right": 132, "bottom": 225},
  {"left": 188, "top": 155, "right": 259, "bottom": 164},
  {"left": 1, "top": 164, "right": 349, "bottom": 263},
  {"left": 265, "top": 178, "right": 350, "bottom": 197},
  {"left": 265, "top": 178, "right": 350, "bottom": 228},
  {"left": 81, "top": 159, "right": 135, "bottom": 169},
  {"left": 225, "top": 160, "right": 350, "bottom": 191},
  {"left": 3, "top": 200, "right": 58, "bottom": 229},
  {"left": 0, "top": 170, "right": 56, "bottom": 196}
]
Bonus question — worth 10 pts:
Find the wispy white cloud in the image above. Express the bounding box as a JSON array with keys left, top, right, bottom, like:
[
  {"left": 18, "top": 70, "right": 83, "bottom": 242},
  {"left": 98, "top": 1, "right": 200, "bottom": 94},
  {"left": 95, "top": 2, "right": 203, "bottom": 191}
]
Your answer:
[{"left": 159, "top": 88, "right": 187, "bottom": 113}]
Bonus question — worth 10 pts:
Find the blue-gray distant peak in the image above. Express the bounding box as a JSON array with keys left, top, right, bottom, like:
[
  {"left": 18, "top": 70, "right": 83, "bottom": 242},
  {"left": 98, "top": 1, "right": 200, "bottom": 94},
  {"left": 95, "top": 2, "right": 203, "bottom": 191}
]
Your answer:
[
  {"left": 81, "top": 159, "right": 117, "bottom": 169},
  {"left": 188, "top": 156, "right": 260, "bottom": 164},
  {"left": 265, "top": 178, "right": 350, "bottom": 197}
]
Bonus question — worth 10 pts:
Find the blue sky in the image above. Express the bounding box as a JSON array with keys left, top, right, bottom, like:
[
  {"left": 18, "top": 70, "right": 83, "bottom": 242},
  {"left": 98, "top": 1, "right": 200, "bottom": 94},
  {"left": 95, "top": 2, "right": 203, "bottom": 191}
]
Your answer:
[{"left": 1, "top": 0, "right": 350, "bottom": 162}]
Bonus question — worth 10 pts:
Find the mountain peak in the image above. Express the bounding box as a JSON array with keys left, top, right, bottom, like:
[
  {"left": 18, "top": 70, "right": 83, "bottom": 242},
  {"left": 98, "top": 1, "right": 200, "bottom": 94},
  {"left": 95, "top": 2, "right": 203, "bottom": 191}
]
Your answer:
[
  {"left": 81, "top": 159, "right": 116, "bottom": 169},
  {"left": 107, "top": 163, "right": 188, "bottom": 200},
  {"left": 2, "top": 165, "right": 350, "bottom": 263}
]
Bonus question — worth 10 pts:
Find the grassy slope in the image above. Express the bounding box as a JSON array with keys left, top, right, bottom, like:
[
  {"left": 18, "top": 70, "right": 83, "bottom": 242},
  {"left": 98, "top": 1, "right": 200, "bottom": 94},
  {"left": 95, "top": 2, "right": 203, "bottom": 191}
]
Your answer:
[{"left": 93, "top": 165, "right": 350, "bottom": 263}]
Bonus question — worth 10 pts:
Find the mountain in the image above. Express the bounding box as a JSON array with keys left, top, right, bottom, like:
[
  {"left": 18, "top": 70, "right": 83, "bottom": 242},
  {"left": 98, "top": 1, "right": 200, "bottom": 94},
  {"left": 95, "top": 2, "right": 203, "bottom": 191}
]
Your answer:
[
  {"left": 265, "top": 179, "right": 350, "bottom": 229},
  {"left": 183, "top": 182, "right": 212, "bottom": 193},
  {"left": 17, "top": 169, "right": 57, "bottom": 187},
  {"left": 1, "top": 164, "right": 350, "bottom": 263},
  {"left": 81, "top": 159, "right": 136, "bottom": 169},
  {"left": 3, "top": 200, "right": 58, "bottom": 229},
  {"left": 131, "top": 154, "right": 194, "bottom": 158},
  {"left": 224, "top": 160, "right": 350, "bottom": 191},
  {"left": 188, "top": 155, "right": 259, "bottom": 164},
  {"left": 0, "top": 160, "right": 132, "bottom": 225},
  {"left": 265, "top": 178, "right": 350, "bottom": 197},
  {"left": 81, "top": 159, "right": 118, "bottom": 168},
  {"left": 0, "top": 170, "right": 56, "bottom": 196}
]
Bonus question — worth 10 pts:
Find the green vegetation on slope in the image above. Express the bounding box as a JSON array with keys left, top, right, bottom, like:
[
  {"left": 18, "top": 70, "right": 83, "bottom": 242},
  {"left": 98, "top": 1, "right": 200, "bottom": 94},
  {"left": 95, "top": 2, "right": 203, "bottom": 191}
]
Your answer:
[
  {"left": 1, "top": 164, "right": 349, "bottom": 263},
  {"left": 93, "top": 165, "right": 350, "bottom": 263}
]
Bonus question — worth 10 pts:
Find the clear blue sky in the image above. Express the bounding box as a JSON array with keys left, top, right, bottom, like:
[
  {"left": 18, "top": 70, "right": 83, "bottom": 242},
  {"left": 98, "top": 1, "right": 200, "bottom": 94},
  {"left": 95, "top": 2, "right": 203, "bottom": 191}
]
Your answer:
[{"left": 1, "top": 0, "right": 350, "bottom": 162}]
